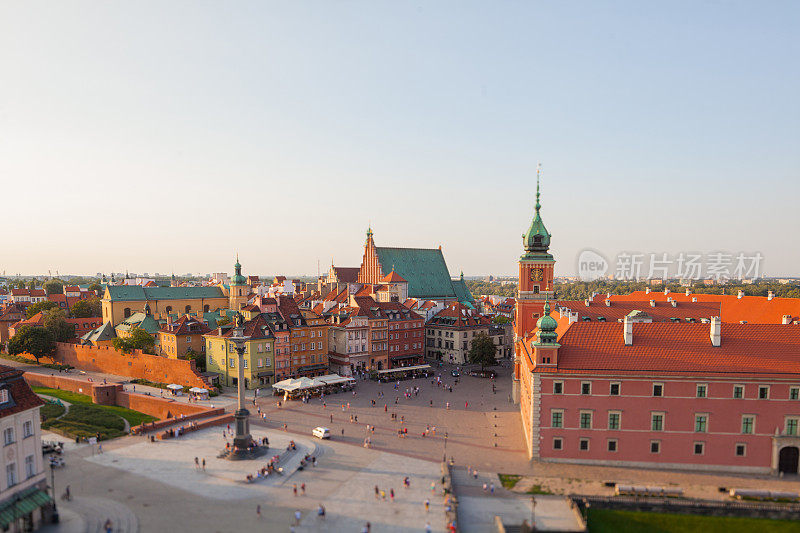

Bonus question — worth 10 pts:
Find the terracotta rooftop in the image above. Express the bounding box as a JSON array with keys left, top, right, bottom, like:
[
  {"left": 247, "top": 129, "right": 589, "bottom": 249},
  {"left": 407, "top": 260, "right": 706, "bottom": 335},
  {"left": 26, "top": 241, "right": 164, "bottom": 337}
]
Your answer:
[{"left": 549, "top": 322, "right": 800, "bottom": 377}]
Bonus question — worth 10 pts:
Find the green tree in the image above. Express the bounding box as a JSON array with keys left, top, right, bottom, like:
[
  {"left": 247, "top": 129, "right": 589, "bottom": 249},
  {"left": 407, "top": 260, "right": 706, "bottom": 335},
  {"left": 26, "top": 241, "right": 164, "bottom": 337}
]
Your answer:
[
  {"left": 43, "top": 309, "right": 75, "bottom": 342},
  {"left": 112, "top": 327, "right": 155, "bottom": 354},
  {"left": 492, "top": 315, "right": 510, "bottom": 324},
  {"left": 27, "top": 278, "right": 38, "bottom": 290},
  {"left": 181, "top": 349, "right": 206, "bottom": 372},
  {"left": 7, "top": 325, "right": 56, "bottom": 364},
  {"left": 468, "top": 332, "right": 497, "bottom": 369},
  {"left": 26, "top": 300, "right": 60, "bottom": 319},
  {"left": 88, "top": 283, "right": 103, "bottom": 295},
  {"left": 70, "top": 298, "right": 102, "bottom": 318},
  {"left": 216, "top": 316, "right": 231, "bottom": 327},
  {"left": 43, "top": 279, "right": 64, "bottom": 295}
]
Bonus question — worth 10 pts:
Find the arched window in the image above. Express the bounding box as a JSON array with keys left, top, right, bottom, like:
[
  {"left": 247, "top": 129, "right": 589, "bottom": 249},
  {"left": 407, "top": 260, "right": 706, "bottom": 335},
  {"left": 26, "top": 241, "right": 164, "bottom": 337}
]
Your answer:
[
  {"left": 203, "top": 304, "right": 210, "bottom": 313},
  {"left": 124, "top": 307, "right": 131, "bottom": 318},
  {"left": 185, "top": 305, "right": 191, "bottom": 314},
  {"left": 166, "top": 306, "right": 172, "bottom": 314},
  {"left": 238, "top": 289, "right": 242, "bottom": 296}
]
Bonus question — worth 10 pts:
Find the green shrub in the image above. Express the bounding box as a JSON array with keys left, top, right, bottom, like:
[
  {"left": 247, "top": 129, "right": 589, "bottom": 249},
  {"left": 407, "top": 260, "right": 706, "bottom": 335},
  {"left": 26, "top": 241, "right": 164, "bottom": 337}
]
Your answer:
[
  {"left": 40, "top": 403, "right": 66, "bottom": 422},
  {"left": 61, "top": 404, "right": 126, "bottom": 431}
]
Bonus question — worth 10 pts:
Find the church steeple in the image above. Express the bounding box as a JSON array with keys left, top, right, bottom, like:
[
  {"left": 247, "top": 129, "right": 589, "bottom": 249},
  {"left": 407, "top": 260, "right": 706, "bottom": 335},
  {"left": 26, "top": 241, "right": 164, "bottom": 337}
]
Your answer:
[
  {"left": 534, "top": 296, "right": 559, "bottom": 345},
  {"left": 522, "top": 165, "right": 552, "bottom": 258}
]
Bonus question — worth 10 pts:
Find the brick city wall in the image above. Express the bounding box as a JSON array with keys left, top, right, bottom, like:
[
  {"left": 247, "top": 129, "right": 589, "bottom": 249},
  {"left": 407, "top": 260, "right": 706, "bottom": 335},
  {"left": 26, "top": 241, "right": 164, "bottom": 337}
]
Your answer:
[
  {"left": 23, "top": 343, "right": 208, "bottom": 388},
  {"left": 23, "top": 372, "right": 220, "bottom": 420}
]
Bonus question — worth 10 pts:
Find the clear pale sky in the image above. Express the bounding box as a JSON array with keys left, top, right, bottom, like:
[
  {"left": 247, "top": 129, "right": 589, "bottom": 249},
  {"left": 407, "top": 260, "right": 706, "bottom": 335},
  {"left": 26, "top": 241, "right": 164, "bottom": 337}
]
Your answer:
[{"left": 1, "top": 1, "right": 798, "bottom": 278}]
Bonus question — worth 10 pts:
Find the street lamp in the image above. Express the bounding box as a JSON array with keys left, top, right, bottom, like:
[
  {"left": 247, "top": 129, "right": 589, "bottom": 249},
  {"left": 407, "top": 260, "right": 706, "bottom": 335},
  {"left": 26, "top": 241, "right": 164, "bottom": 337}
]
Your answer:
[
  {"left": 49, "top": 463, "right": 59, "bottom": 523},
  {"left": 226, "top": 313, "right": 265, "bottom": 460}
]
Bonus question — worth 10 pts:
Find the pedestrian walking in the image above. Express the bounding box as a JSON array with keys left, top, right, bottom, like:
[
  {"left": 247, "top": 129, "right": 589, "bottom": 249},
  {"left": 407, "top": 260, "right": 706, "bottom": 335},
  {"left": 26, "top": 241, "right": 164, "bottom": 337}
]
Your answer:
[
  {"left": 490, "top": 483, "right": 495, "bottom": 495},
  {"left": 294, "top": 509, "right": 302, "bottom": 526},
  {"left": 390, "top": 488, "right": 394, "bottom": 502},
  {"left": 424, "top": 499, "right": 430, "bottom": 512},
  {"left": 317, "top": 504, "right": 326, "bottom": 519},
  {"left": 293, "top": 484, "right": 298, "bottom": 496},
  {"left": 256, "top": 504, "right": 261, "bottom": 518},
  {"left": 202, "top": 458, "right": 206, "bottom": 470},
  {"left": 301, "top": 483, "right": 306, "bottom": 495},
  {"left": 194, "top": 457, "right": 199, "bottom": 470}
]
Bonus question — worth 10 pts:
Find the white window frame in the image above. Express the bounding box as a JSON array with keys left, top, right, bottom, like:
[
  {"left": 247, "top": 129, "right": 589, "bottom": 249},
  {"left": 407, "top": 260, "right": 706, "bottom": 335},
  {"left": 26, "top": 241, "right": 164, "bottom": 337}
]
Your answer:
[
  {"left": 607, "top": 439, "right": 618, "bottom": 452},
  {"left": 696, "top": 383, "right": 708, "bottom": 398},
  {"left": 733, "top": 384, "right": 745, "bottom": 399},
  {"left": 741, "top": 414, "right": 755, "bottom": 435},
  {"left": 735, "top": 443, "right": 747, "bottom": 457},
  {"left": 650, "top": 440, "right": 661, "bottom": 454},
  {"left": 693, "top": 441, "right": 705, "bottom": 456},
  {"left": 578, "top": 438, "right": 590, "bottom": 451},
  {"left": 550, "top": 409, "right": 564, "bottom": 428},
  {"left": 580, "top": 381, "right": 592, "bottom": 395},
  {"left": 758, "top": 385, "right": 770, "bottom": 399},
  {"left": 553, "top": 381, "right": 564, "bottom": 394},
  {"left": 609, "top": 382, "right": 621, "bottom": 396},
  {"left": 652, "top": 382, "right": 664, "bottom": 397}
]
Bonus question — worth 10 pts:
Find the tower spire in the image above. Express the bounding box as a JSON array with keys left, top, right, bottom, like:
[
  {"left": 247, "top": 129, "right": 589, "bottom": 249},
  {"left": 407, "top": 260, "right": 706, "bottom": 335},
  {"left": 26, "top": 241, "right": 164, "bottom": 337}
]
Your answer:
[{"left": 535, "top": 163, "right": 541, "bottom": 215}]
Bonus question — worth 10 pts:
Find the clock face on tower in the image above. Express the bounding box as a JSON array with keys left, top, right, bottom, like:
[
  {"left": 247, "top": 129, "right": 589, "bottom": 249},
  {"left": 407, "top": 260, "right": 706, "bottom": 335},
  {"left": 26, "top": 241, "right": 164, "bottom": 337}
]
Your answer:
[{"left": 530, "top": 268, "right": 544, "bottom": 282}]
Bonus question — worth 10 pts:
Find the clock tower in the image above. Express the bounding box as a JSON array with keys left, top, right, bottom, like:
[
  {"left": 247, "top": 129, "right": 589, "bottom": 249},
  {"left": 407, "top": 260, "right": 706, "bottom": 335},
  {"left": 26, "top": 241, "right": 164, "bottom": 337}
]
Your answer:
[{"left": 515, "top": 168, "right": 555, "bottom": 343}]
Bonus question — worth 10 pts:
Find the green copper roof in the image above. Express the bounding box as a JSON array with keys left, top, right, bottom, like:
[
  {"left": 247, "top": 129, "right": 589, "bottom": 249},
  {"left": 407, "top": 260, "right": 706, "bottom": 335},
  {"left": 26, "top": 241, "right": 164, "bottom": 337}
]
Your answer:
[
  {"left": 231, "top": 255, "right": 247, "bottom": 285},
  {"left": 452, "top": 278, "right": 475, "bottom": 305},
  {"left": 81, "top": 321, "right": 117, "bottom": 343},
  {"left": 535, "top": 299, "right": 559, "bottom": 345},
  {"left": 105, "top": 285, "right": 225, "bottom": 301},
  {"left": 375, "top": 247, "right": 457, "bottom": 299},
  {"left": 522, "top": 168, "right": 552, "bottom": 259},
  {"left": 115, "top": 312, "right": 160, "bottom": 335}
]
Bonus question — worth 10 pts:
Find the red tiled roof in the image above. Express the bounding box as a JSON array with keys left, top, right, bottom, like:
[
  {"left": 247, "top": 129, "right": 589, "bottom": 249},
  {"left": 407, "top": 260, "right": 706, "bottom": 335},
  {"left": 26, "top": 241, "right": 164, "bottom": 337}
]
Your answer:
[
  {"left": 0, "top": 366, "right": 45, "bottom": 417},
  {"left": 160, "top": 315, "right": 211, "bottom": 336},
  {"left": 382, "top": 270, "right": 407, "bottom": 283},
  {"left": 552, "top": 322, "right": 800, "bottom": 376},
  {"left": 556, "top": 298, "right": 721, "bottom": 322},
  {"left": 609, "top": 291, "right": 800, "bottom": 325},
  {"left": 430, "top": 301, "right": 489, "bottom": 327},
  {"left": 331, "top": 267, "right": 360, "bottom": 284}
]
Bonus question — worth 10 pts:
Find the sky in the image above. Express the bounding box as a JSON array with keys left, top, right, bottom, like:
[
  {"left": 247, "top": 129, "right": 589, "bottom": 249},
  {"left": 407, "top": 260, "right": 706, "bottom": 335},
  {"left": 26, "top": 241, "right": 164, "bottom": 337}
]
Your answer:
[{"left": 1, "top": 1, "right": 798, "bottom": 278}]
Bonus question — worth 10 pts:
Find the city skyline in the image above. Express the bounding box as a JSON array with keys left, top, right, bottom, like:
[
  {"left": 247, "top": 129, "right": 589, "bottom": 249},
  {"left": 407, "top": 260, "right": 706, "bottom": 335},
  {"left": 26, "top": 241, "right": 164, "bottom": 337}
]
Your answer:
[{"left": 2, "top": 1, "right": 798, "bottom": 276}]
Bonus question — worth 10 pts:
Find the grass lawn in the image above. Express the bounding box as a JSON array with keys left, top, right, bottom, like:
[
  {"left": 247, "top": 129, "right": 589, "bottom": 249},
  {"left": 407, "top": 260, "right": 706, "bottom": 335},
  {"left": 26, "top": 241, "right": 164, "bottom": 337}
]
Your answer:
[
  {"left": 527, "top": 484, "right": 552, "bottom": 495},
  {"left": 33, "top": 387, "right": 157, "bottom": 427},
  {"left": 587, "top": 509, "right": 800, "bottom": 533},
  {"left": 40, "top": 402, "right": 66, "bottom": 422},
  {"left": 498, "top": 474, "right": 522, "bottom": 489}
]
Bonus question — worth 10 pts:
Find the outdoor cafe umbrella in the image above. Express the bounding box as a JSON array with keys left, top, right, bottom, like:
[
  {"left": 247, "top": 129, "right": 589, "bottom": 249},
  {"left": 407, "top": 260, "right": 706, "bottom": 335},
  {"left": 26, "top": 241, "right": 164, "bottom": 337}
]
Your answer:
[{"left": 166, "top": 384, "right": 183, "bottom": 390}]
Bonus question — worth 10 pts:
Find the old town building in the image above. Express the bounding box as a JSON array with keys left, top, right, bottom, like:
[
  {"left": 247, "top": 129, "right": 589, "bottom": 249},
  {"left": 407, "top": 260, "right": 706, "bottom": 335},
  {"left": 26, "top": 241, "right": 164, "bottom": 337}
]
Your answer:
[
  {"left": 204, "top": 314, "right": 276, "bottom": 389},
  {"left": 0, "top": 366, "right": 54, "bottom": 532},
  {"left": 513, "top": 175, "right": 800, "bottom": 475},
  {"left": 158, "top": 315, "right": 211, "bottom": 358},
  {"left": 426, "top": 301, "right": 492, "bottom": 365}
]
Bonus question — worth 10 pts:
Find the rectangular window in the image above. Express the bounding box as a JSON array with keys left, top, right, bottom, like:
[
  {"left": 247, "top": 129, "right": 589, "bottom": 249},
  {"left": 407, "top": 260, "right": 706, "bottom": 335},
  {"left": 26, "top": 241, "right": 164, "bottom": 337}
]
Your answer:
[
  {"left": 696, "top": 384, "right": 707, "bottom": 398},
  {"left": 257, "top": 358, "right": 264, "bottom": 368},
  {"left": 791, "top": 387, "right": 800, "bottom": 400},
  {"left": 6, "top": 463, "right": 16, "bottom": 487},
  {"left": 741, "top": 415, "right": 754, "bottom": 434},
  {"left": 609, "top": 382, "right": 620, "bottom": 396},
  {"left": 786, "top": 418, "right": 799, "bottom": 436},
  {"left": 581, "top": 382, "right": 591, "bottom": 395},
  {"left": 652, "top": 383, "right": 663, "bottom": 397},
  {"left": 651, "top": 413, "right": 664, "bottom": 432},
  {"left": 579, "top": 438, "right": 589, "bottom": 451},
  {"left": 608, "top": 412, "right": 621, "bottom": 430},
  {"left": 694, "top": 414, "right": 708, "bottom": 433},
  {"left": 735, "top": 444, "right": 746, "bottom": 457},
  {"left": 553, "top": 438, "right": 563, "bottom": 450},
  {"left": 23, "top": 421, "right": 32, "bottom": 438},
  {"left": 209, "top": 356, "right": 214, "bottom": 366},
  {"left": 694, "top": 442, "right": 705, "bottom": 455},
  {"left": 551, "top": 410, "right": 563, "bottom": 428},
  {"left": 650, "top": 440, "right": 661, "bottom": 454},
  {"left": 579, "top": 411, "right": 593, "bottom": 429},
  {"left": 24, "top": 455, "right": 34, "bottom": 478},
  {"left": 3, "top": 428, "right": 14, "bottom": 445},
  {"left": 607, "top": 439, "right": 618, "bottom": 452},
  {"left": 758, "top": 386, "right": 770, "bottom": 399},
  {"left": 733, "top": 385, "right": 744, "bottom": 399},
  {"left": 553, "top": 381, "right": 563, "bottom": 394},
  {"left": 229, "top": 358, "right": 235, "bottom": 368},
  {"left": 243, "top": 359, "right": 248, "bottom": 369}
]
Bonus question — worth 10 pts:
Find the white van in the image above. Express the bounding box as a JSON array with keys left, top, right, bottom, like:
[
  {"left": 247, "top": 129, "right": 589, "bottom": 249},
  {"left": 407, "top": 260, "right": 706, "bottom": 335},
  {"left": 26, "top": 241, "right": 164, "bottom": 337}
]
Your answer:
[{"left": 312, "top": 427, "right": 331, "bottom": 439}]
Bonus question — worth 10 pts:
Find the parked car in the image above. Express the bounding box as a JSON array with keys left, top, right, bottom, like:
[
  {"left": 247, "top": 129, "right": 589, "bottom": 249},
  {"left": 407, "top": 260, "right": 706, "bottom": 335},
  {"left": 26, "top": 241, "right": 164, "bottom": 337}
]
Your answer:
[{"left": 312, "top": 427, "right": 331, "bottom": 439}]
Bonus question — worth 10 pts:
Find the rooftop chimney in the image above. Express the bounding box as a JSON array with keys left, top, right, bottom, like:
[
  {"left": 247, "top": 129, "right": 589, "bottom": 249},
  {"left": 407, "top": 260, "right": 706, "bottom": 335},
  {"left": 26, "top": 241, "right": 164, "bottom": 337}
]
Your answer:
[
  {"left": 645, "top": 287, "right": 651, "bottom": 294},
  {"left": 768, "top": 291, "right": 775, "bottom": 301},
  {"left": 710, "top": 316, "right": 721, "bottom": 347},
  {"left": 692, "top": 297, "right": 698, "bottom": 302},
  {"left": 650, "top": 300, "right": 656, "bottom": 307},
  {"left": 737, "top": 290, "right": 745, "bottom": 299},
  {"left": 685, "top": 288, "right": 691, "bottom": 296},
  {"left": 664, "top": 288, "right": 670, "bottom": 295},
  {"left": 671, "top": 300, "right": 677, "bottom": 307},
  {"left": 605, "top": 299, "right": 611, "bottom": 307},
  {"left": 584, "top": 299, "right": 590, "bottom": 307},
  {"left": 782, "top": 315, "right": 792, "bottom": 325},
  {"left": 568, "top": 313, "right": 578, "bottom": 325},
  {"left": 623, "top": 316, "right": 633, "bottom": 346}
]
